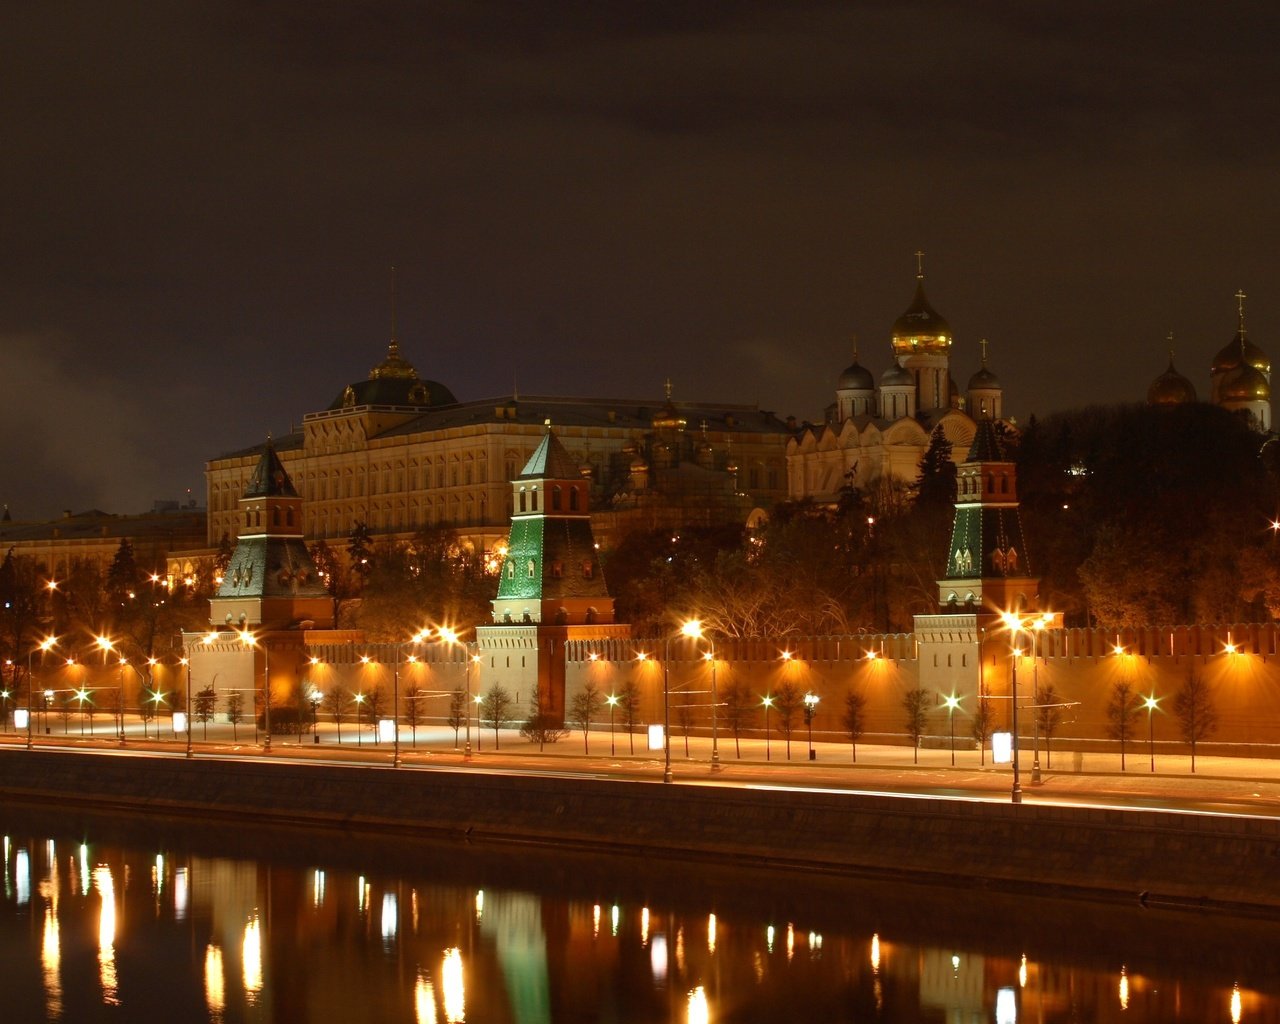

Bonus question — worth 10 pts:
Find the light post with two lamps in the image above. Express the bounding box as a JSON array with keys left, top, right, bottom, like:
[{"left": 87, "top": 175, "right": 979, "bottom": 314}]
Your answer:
[
  {"left": 438, "top": 628, "right": 479, "bottom": 759},
  {"left": 237, "top": 631, "right": 271, "bottom": 751},
  {"left": 999, "top": 611, "right": 1053, "bottom": 804},
  {"left": 680, "top": 620, "right": 721, "bottom": 772},
  {"left": 659, "top": 620, "right": 708, "bottom": 784}
]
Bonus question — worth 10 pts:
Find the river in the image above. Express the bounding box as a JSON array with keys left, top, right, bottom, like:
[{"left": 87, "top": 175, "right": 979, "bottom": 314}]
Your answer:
[{"left": 1, "top": 804, "right": 1274, "bottom": 1022}]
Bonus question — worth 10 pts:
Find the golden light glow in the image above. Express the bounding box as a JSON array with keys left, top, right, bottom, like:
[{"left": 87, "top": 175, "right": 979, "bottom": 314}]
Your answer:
[
  {"left": 593, "top": 903, "right": 601, "bottom": 938},
  {"left": 475, "top": 889, "right": 484, "bottom": 922},
  {"left": 780, "top": 650, "right": 793, "bottom": 661},
  {"left": 415, "top": 972, "right": 438, "bottom": 1024},
  {"left": 42, "top": 907, "right": 61, "bottom": 1018},
  {"left": 1232, "top": 983, "right": 1242, "bottom": 1024},
  {"left": 870, "top": 933, "right": 881, "bottom": 972},
  {"left": 203, "top": 632, "right": 218, "bottom": 645},
  {"left": 641, "top": 906, "right": 650, "bottom": 944},
  {"left": 441, "top": 947, "right": 465, "bottom": 1023},
  {"left": 94, "top": 864, "right": 119, "bottom": 1005},
  {"left": 687, "top": 986, "right": 710, "bottom": 1024},
  {"left": 680, "top": 619, "right": 703, "bottom": 639},
  {"left": 242, "top": 915, "right": 263, "bottom": 1000},
  {"left": 786, "top": 922, "right": 795, "bottom": 961},
  {"left": 205, "top": 944, "right": 225, "bottom": 1019},
  {"left": 1019, "top": 953, "right": 1027, "bottom": 988},
  {"left": 1118, "top": 966, "right": 1129, "bottom": 1010},
  {"left": 707, "top": 913, "right": 717, "bottom": 953}
]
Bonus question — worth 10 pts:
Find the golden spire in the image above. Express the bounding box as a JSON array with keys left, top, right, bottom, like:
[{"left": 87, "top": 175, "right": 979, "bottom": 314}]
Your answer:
[
  {"left": 1236, "top": 289, "right": 1248, "bottom": 334},
  {"left": 914, "top": 250, "right": 925, "bottom": 279},
  {"left": 980, "top": 337, "right": 989, "bottom": 367}
]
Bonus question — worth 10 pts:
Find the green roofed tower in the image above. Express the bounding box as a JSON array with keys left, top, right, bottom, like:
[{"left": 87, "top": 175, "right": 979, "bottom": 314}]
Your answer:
[
  {"left": 937, "top": 418, "right": 1038, "bottom": 613},
  {"left": 492, "top": 424, "right": 614, "bottom": 626}
]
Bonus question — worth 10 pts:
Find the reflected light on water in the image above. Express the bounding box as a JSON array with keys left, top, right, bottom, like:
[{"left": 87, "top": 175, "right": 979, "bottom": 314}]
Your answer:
[
  {"left": 42, "top": 907, "right": 61, "bottom": 1019},
  {"left": 870, "top": 933, "right": 881, "bottom": 972},
  {"left": 593, "top": 904, "right": 600, "bottom": 938},
  {"left": 1232, "top": 983, "right": 1242, "bottom": 1024},
  {"left": 996, "top": 986, "right": 1017, "bottom": 1024},
  {"left": 786, "top": 922, "right": 795, "bottom": 961},
  {"left": 415, "top": 971, "right": 438, "bottom": 1024},
  {"left": 651, "top": 933, "right": 668, "bottom": 985},
  {"left": 474, "top": 889, "right": 484, "bottom": 923},
  {"left": 313, "top": 869, "right": 326, "bottom": 907},
  {"left": 766, "top": 925, "right": 774, "bottom": 954},
  {"left": 94, "top": 865, "right": 118, "bottom": 1006},
  {"left": 707, "top": 913, "right": 716, "bottom": 954},
  {"left": 641, "top": 906, "right": 650, "bottom": 945},
  {"left": 153, "top": 853, "right": 164, "bottom": 896},
  {"left": 382, "top": 893, "right": 398, "bottom": 941},
  {"left": 243, "top": 915, "right": 263, "bottom": 1001},
  {"left": 687, "top": 985, "right": 709, "bottom": 1024},
  {"left": 205, "top": 944, "right": 225, "bottom": 1020},
  {"left": 1119, "top": 966, "right": 1129, "bottom": 1010},
  {"left": 78, "top": 844, "right": 89, "bottom": 896},
  {"left": 174, "top": 867, "right": 189, "bottom": 921},
  {"left": 16, "top": 848, "right": 29, "bottom": 905},
  {"left": 1019, "top": 954, "right": 1028, "bottom": 988},
  {"left": 611, "top": 904, "right": 619, "bottom": 937},
  {"left": 442, "top": 947, "right": 464, "bottom": 1023}
]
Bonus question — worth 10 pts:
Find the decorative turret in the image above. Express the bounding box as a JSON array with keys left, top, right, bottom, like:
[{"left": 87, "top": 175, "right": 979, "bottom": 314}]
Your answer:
[
  {"left": 1210, "top": 289, "right": 1270, "bottom": 411},
  {"left": 890, "top": 251, "right": 952, "bottom": 412},
  {"left": 492, "top": 424, "right": 614, "bottom": 627},
  {"left": 1147, "top": 340, "right": 1197, "bottom": 407},
  {"left": 966, "top": 339, "right": 1004, "bottom": 420},
  {"left": 835, "top": 338, "right": 876, "bottom": 420},
  {"left": 209, "top": 440, "right": 333, "bottom": 629},
  {"left": 938, "top": 420, "right": 1038, "bottom": 612}
]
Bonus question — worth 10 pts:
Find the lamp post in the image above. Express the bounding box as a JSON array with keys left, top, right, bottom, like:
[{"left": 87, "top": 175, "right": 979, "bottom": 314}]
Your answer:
[
  {"left": 42, "top": 689, "right": 53, "bottom": 735},
  {"left": 309, "top": 686, "right": 322, "bottom": 744},
  {"left": 999, "top": 611, "right": 1053, "bottom": 804},
  {"left": 682, "top": 620, "right": 721, "bottom": 772},
  {"left": 1030, "top": 614, "right": 1051, "bottom": 785},
  {"left": 1143, "top": 694, "right": 1158, "bottom": 773},
  {"left": 354, "top": 692, "right": 365, "bottom": 747},
  {"left": 762, "top": 695, "right": 774, "bottom": 761},
  {"left": 606, "top": 694, "right": 618, "bottom": 756},
  {"left": 438, "top": 628, "right": 476, "bottom": 759},
  {"left": 943, "top": 694, "right": 961, "bottom": 766},
  {"left": 181, "top": 649, "right": 193, "bottom": 758},
  {"left": 803, "top": 692, "right": 819, "bottom": 760},
  {"left": 239, "top": 631, "right": 271, "bottom": 751},
  {"left": 659, "top": 621, "right": 707, "bottom": 785},
  {"left": 26, "top": 636, "right": 57, "bottom": 749}
]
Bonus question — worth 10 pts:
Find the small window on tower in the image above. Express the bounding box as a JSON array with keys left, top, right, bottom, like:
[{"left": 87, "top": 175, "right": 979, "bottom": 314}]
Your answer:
[
  {"left": 527, "top": 559, "right": 536, "bottom": 579},
  {"left": 551, "top": 561, "right": 563, "bottom": 578},
  {"left": 582, "top": 560, "right": 594, "bottom": 579},
  {"left": 506, "top": 561, "right": 515, "bottom": 580}
]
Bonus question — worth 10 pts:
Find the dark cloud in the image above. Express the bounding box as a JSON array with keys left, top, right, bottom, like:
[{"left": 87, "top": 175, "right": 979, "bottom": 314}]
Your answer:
[{"left": 0, "top": 1, "right": 1276, "bottom": 516}]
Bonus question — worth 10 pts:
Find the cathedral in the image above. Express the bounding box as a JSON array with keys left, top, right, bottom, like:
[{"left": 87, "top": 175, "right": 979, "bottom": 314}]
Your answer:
[
  {"left": 1146, "top": 290, "right": 1271, "bottom": 431},
  {"left": 786, "top": 257, "right": 1006, "bottom": 504}
]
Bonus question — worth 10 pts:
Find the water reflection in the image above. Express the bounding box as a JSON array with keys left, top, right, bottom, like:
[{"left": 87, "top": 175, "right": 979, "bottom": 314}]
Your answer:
[{"left": 0, "top": 811, "right": 1275, "bottom": 1024}]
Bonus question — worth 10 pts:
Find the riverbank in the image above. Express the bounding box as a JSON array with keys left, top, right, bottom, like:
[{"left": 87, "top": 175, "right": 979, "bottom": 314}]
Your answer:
[{"left": 1, "top": 747, "right": 1277, "bottom": 914}]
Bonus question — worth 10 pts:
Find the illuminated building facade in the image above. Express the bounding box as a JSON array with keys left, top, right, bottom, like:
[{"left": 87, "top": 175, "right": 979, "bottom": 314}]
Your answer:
[{"left": 786, "top": 260, "right": 1006, "bottom": 505}]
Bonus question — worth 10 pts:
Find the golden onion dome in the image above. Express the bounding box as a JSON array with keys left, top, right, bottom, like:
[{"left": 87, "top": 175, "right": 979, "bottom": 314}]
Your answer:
[
  {"left": 1212, "top": 330, "right": 1270, "bottom": 376},
  {"left": 891, "top": 278, "right": 952, "bottom": 357},
  {"left": 1220, "top": 362, "right": 1271, "bottom": 403},
  {"left": 1146, "top": 357, "right": 1197, "bottom": 406}
]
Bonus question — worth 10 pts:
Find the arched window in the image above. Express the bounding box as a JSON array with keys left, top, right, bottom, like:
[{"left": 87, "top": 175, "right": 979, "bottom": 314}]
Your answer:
[
  {"left": 527, "top": 559, "right": 536, "bottom": 579},
  {"left": 552, "top": 486, "right": 562, "bottom": 511},
  {"left": 519, "top": 491, "right": 527, "bottom": 513},
  {"left": 506, "top": 561, "right": 515, "bottom": 580},
  {"left": 569, "top": 488, "right": 580, "bottom": 512}
]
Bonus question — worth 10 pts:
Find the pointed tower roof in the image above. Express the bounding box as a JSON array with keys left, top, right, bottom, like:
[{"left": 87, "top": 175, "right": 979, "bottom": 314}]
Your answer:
[
  {"left": 519, "top": 424, "right": 582, "bottom": 480},
  {"left": 964, "top": 418, "right": 1010, "bottom": 462},
  {"left": 244, "top": 441, "right": 299, "bottom": 498}
]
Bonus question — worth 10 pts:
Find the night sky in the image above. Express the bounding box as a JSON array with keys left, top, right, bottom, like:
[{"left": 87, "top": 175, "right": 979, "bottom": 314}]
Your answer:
[{"left": 4, "top": 2, "right": 1277, "bottom": 518}]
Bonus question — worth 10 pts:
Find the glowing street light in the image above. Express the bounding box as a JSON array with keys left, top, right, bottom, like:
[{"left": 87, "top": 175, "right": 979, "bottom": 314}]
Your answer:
[
  {"left": 1143, "top": 694, "right": 1159, "bottom": 773},
  {"left": 238, "top": 631, "right": 271, "bottom": 751},
  {"left": 761, "top": 695, "right": 774, "bottom": 761},
  {"left": 943, "top": 694, "right": 962, "bottom": 766},
  {"left": 681, "top": 619, "right": 721, "bottom": 771},
  {"left": 606, "top": 693, "right": 619, "bottom": 756},
  {"left": 26, "top": 636, "right": 57, "bottom": 749},
  {"left": 803, "top": 692, "right": 820, "bottom": 761},
  {"left": 999, "top": 610, "right": 1052, "bottom": 805},
  {"left": 437, "top": 627, "right": 476, "bottom": 759}
]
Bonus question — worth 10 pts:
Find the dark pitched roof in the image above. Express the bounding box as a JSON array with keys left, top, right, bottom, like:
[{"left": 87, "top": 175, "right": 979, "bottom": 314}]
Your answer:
[
  {"left": 964, "top": 419, "right": 1010, "bottom": 463},
  {"left": 243, "top": 444, "right": 299, "bottom": 498}
]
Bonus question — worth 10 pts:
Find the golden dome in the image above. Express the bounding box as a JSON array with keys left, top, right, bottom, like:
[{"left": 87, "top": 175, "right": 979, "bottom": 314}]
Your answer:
[
  {"left": 891, "top": 277, "right": 951, "bottom": 357},
  {"left": 1212, "top": 331, "right": 1269, "bottom": 376},
  {"left": 1220, "top": 362, "right": 1270, "bottom": 403},
  {"left": 1146, "top": 357, "right": 1197, "bottom": 406}
]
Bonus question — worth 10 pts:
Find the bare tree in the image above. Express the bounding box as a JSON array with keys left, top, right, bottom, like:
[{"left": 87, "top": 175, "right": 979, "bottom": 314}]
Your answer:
[
  {"left": 322, "top": 686, "right": 350, "bottom": 742},
  {"left": 902, "top": 687, "right": 931, "bottom": 763},
  {"left": 520, "top": 687, "right": 568, "bottom": 750},
  {"left": 1106, "top": 680, "right": 1142, "bottom": 771},
  {"left": 480, "top": 684, "right": 515, "bottom": 749},
  {"left": 618, "top": 678, "right": 641, "bottom": 754},
  {"left": 225, "top": 691, "right": 245, "bottom": 742},
  {"left": 568, "top": 680, "right": 604, "bottom": 753},
  {"left": 772, "top": 681, "right": 804, "bottom": 760},
  {"left": 447, "top": 687, "right": 466, "bottom": 745},
  {"left": 403, "top": 684, "right": 423, "bottom": 746},
  {"left": 193, "top": 686, "right": 217, "bottom": 739},
  {"left": 1036, "top": 683, "right": 1065, "bottom": 769},
  {"left": 363, "top": 685, "right": 387, "bottom": 741},
  {"left": 971, "top": 684, "right": 995, "bottom": 765},
  {"left": 721, "top": 681, "right": 757, "bottom": 758},
  {"left": 841, "top": 687, "right": 868, "bottom": 762},
  {"left": 1172, "top": 669, "right": 1218, "bottom": 773}
]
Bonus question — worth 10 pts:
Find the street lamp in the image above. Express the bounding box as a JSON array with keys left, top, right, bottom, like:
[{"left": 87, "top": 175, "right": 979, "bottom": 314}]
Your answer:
[
  {"left": 239, "top": 631, "right": 271, "bottom": 751},
  {"left": 1029, "top": 613, "right": 1052, "bottom": 785},
  {"left": 1143, "top": 694, "right": 1159, "bottom": 773},
  {"left": 683, "top": 620, "right": 721, "bottom": 772},
  {"left": 308, "top": 686, "right": 322, "bottom": 744},
  {"left": 659, "top": 621, "right": 707, "bottom": 784},
  {"left": 762, "top": 695, "right": 774, "bottom": 761},
  {"left": 354, "top": 692, "right": 365, "bottom": 747},
  {"left": 803, "top": 692, "right": 820, "bottom": 761},
  {"left": 26, "top": 636, "right": 57, "bottom": 749},
  {"left": 1000, "top": 612, "right": 1032, "bottom": 805},
  {"left": 606, "top": 694, "right": 619, "bottom": 756},
  {"left": 943, "top": 694, "right": 962, "bottom": 766},
  {"left": 438, "top": 628, "right": 476, "bottom": 759},
  {"left": 42, "top": 689, "right": 53, "bottom": 735}
]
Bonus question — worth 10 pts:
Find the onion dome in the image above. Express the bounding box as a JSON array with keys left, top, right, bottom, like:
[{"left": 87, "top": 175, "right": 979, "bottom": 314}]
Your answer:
[
  {"left": 881, "top": 363, "right": 914, "bottom": 387},
  {"left": 967, "top": 364, "right": 1001, "bottom": 390},
  {"left": 891, "top": 258, "right": 952, "bottom": 357},
  {"left": 1146, "top": 354, "right": 1197, "bottom": 406},
  {"left": 837, "top": 339, "right": 875, "bottom": 390},
  {"left": 1220, "top": 362, "right": 1270, "bottom": 403},
  {"left": 1212, "top": 290, "right": 1269, "bottom": 376}
]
